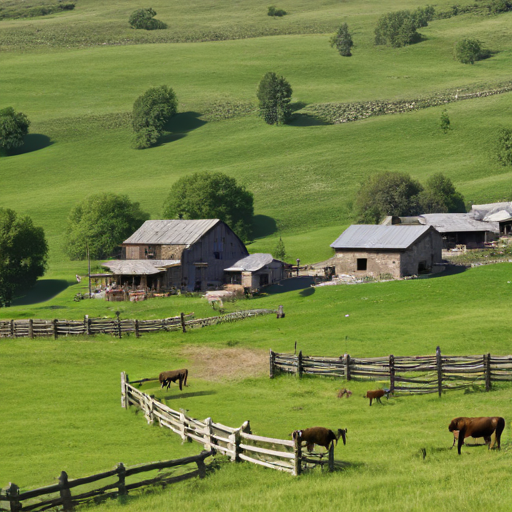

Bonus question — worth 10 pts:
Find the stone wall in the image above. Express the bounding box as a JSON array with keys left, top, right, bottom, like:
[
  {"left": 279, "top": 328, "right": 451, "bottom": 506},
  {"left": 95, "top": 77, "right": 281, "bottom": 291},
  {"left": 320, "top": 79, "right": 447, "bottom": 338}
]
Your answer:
[{"left": 333, "top": 250, "right": 403, "bottom": 279}]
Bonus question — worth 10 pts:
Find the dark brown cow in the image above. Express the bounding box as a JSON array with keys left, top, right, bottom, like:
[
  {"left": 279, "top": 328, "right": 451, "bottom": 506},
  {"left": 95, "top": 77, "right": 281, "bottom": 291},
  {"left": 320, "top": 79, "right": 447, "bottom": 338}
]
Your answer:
[
  {"left": 159, "top": 369, "right": 188, "bottom": 391},
  {"left": 293, "top": 427, "right": 347, "bottom": 452},
  {"left": 364, "top": 388, "right": 391, "bottom": 406},
  {"left": 448, "top": 416, "right": 505, "bottom": 455}
]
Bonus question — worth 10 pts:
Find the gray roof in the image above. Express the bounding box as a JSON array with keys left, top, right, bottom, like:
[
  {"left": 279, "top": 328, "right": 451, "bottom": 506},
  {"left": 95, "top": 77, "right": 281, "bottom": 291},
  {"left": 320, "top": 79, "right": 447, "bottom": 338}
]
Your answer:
[
  {"left": 123, "top": 219, "right": 220, "bottom": 245},
  {"left": 419, "top": 214, "right": 499, "bottom": 233},
  {"left": 224, "top": 253, "right": 274, "bottom": 272},
  {"left": 471, "top": 202, "right": 512, "bottom": 223},
  {"left": 331, "top": 225, "right": 432, "bottom": 250},
  {"left": 101, "top": 260, "right": 180, "bottom": 276}
]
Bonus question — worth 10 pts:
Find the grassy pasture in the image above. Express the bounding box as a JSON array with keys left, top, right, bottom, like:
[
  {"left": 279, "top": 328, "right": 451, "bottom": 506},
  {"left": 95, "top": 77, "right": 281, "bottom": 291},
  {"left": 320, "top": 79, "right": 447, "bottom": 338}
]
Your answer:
[{"left": 1, "top": 266, "right": 512, "bottom": 510}]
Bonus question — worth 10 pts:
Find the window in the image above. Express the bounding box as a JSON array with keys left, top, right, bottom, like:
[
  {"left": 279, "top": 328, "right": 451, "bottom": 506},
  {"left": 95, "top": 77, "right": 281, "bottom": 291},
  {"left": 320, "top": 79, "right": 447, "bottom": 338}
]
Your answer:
[
  {"left": 357, "top": 258, "right": 367, "bottom": 271},
  {"left": 214, "top": 252, "right": 223, "bottom": 260}
]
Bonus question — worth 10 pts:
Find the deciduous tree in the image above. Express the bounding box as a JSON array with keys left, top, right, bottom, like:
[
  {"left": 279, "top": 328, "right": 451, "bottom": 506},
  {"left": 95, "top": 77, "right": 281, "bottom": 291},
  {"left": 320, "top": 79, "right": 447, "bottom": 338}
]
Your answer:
[
  {"left": 257, "top": 72, "right": 292, "bottom": 125},
  {"left": 0, "top": 107, "right": 30, "bottom": 151},
  {"left": 330, "top": 23, "right": 354, "bottom": 56},
  {"left": 419, "top": 173, "right": 466, "bottom": 213}
]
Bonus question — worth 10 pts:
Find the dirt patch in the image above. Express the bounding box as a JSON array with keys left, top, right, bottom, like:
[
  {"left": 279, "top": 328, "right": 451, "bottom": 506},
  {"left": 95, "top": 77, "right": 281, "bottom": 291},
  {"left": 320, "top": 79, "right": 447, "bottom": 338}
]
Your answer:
[{"left": 180, "top": 346, "right": 268, "bottom": 382}]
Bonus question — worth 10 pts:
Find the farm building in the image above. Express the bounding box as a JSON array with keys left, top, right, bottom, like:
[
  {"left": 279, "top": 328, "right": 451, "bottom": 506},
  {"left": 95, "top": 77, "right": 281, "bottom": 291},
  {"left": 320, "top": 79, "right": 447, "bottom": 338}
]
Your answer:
[
  {"left": 330, "top": 225, "right": 442, "bottom": 279},
  {"left": 471, "top": 202, "right": 512, "bottom": 236},
  {"left": 102, "top": 219, "right": 248, "bottom": 291},
  {"left": 224, "top": 253, "right": 286, "bottom": 291}
]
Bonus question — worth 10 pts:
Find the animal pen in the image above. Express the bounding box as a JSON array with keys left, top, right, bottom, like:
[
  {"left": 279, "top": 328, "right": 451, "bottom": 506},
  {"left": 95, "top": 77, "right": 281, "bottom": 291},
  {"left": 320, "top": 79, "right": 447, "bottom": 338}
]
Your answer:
[
  {"left": 121, "top": 373, "right": 338, "bottom": 476},
  {"left": 269, "top": 347, "right": 512, "bottom": 395}
]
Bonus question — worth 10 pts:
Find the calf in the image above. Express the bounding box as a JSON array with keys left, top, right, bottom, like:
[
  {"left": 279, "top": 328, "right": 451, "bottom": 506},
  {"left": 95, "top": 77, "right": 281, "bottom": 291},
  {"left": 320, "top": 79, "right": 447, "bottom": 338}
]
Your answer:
[
  {"left": 364, "top": 388, "right": 391, "bottom": 406},
  {"left": 293, "top": 427, "right": 347, "bottom": 452},
  {"left": 337, "top": 388, "right": 352, "bottom": 399},
  {"left": 159, "top": 369, "right": 188, "bottom": 391}
]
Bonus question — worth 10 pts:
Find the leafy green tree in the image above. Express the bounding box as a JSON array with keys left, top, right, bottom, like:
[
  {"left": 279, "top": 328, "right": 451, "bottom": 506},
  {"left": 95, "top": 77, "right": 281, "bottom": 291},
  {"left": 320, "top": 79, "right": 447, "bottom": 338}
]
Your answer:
[
  {"left": 0, "top": 208, "right": 48, "bottom": 307},
  {"left": 495, "top": 127, "right": 512, "bottom": 166},
  {"left": 440, "top": 109, "right": 451, "bottom": 133},
  {"left": 454, "top": 39, "right": 482, "bottom": 64},
  {"left": 132, "top": 85, "right": 178, "bottom": 149},
  {"left": 355, "top": 172, "right": 423, "bottom": 223},
  {"left": 129, "top": 8, "right": 166, "bottom": 30},
  {"left": 64, "top": 193, "right": 150, "bottom": 260},
  {"left": 274, "top": 237, "right": 286, "bottom": 260},
  {"left": 419, "top": 173, "right": 466, "bottom": 213},
  {"left": 330, "top": 23, "right": 354, "bottom": 56},
  {"left": 162, "top": 172, "right": 254, "bottom": 241},
  {"left": 257, "top": 72, "right": 293, "bottom": 125},
  {"left": 0, "top": 107, "right": 30, "bottom": 151}
]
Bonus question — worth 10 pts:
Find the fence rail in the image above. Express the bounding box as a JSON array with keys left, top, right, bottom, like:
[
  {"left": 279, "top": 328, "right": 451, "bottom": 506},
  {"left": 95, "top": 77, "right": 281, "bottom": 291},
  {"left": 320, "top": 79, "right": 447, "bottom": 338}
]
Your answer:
[
  {"left": 270, "top": 347, "right": 512, "bottom": 395},
  {"left": 121, "top": 372, "right": 324, "bottom": 476},
  {"left": 0, "top": 308, "right": 277, "bottom": 340},
  {"left": 0, "top": 451, "right": 213, "bottom": 512}
]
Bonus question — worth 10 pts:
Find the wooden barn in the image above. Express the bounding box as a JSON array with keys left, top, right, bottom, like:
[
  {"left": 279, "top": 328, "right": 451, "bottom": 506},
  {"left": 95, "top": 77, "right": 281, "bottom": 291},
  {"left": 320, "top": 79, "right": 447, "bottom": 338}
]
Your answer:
[
  {"left": 224, "top": 253, "right": 286, "bottom": 291},
  {"left": 330, "top": 225, "right": 443, "bottom": 279},
  {"left": 102, "top": 219, "right": 248, "bottom": 291}
]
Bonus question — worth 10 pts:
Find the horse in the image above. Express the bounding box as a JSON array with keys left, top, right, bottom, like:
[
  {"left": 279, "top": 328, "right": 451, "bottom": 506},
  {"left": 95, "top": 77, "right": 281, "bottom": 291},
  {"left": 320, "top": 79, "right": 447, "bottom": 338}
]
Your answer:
[{"left": 448, "top": 416, "right": 505, "bottom": 455}]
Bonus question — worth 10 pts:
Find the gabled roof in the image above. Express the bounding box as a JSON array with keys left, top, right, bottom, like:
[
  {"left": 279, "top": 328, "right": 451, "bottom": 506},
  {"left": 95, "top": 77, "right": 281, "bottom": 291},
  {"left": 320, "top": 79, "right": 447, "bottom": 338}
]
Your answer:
[
  {"left": 123, "top": 219, "right": 220, "bottom": 245},
  {"left": 330, "top": 225, "right": 432, "bottom": 250},
  {"left": 102, "top": 260, "right": 180, "bottom": 275},
  {"left": 418, "top": 214, "right": 499, "bottom": 233},
  {"left": 224, "top": 253, "right": 274, "bottom": 272}
]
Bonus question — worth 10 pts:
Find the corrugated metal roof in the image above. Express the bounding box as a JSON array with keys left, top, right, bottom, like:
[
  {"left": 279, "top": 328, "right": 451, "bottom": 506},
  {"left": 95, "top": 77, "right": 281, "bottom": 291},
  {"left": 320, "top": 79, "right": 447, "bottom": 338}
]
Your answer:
[
  {"left": 224, "top": 253, "right": 274, "bottom": 272},
  {"left": 123, "top": 219, "right": 220, "bottom": 245},
  {"left": 419, "top": 214, "right": 499, "bottom": 233},
  {"left": 330, "top": 225, "right": 431, "bottom": 250},
  {"left": 101, "top": 260, "right": 180, "bottom": 275},
  {"left": 471, "top": 202, "right": 512, "bottom": 223}
]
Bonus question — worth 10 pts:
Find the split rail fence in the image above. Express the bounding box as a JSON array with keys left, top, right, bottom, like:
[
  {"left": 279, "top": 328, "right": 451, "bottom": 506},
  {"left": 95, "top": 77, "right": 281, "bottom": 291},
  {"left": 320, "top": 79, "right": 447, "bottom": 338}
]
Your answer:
[
  {"left": 0, "top": 451, "right": 213, "bottom": 512},
  {"left": 0, "top": 308, "right": 277, "bottom": 339},
  {"left": 122, "top": 373, "right": 331, "bottom": 476},
  {"left": 270, "top": 347, "right": 512, "bottom": 395}
]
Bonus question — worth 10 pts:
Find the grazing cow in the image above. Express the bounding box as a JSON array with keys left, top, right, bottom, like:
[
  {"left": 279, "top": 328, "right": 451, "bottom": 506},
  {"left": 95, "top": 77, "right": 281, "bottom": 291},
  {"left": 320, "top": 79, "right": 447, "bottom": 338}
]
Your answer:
[
  {"left": 364, "top": 388, "right": 391, "bottom": 406},
  {"left": 449, "top": 416, "right": 505, "bottom": 455},
  {"left": 337, "top": 388, "right": 352, "bottom": 399},
  {"left": 159, "top": 369, "right": 188, "bottom": 391},
  {"left": 293, "top": 427, "right": 347, "bottom": 452}
]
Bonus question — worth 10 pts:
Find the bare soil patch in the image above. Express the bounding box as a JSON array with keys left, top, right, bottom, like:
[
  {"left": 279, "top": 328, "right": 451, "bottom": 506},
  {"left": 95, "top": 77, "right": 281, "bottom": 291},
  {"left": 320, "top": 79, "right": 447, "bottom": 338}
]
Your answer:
[{"left": 180, "top": 346, "right": 268, "bottom": 382}]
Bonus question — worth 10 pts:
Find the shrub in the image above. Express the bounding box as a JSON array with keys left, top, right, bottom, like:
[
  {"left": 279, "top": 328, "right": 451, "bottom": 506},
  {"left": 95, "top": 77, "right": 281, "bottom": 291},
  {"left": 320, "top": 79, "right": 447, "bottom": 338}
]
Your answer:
[
  {"left": 274, "top": 237, "right": 286, "bottom": 260},
  {"left": 268, "top": 6, "right": 287, "bottom": 16},
  {"left": 330, "top": 23, "right": 354, "bottom": 56},
  {"left": 129, "top": 8, "right": 167, "bottom": 30},
  {"left": 454, "top": 38, "right": 483, "bottom": 64},
  {"left": 487, "top": 0, "right": 512, "bottom": 14},
  {"left": 0, "top": 107, "right": 30, "bottom": 151},
  {"left": 257, "top": 72, "right": 292, "bottom": 125},
  {"left": 495, "top": 128, "right": 512, "bottom": 166},
  {"left": 374, "top": 7, "right": 433, "bottom": 47},
  {"left": 440, "top": 109, "right": 451, "bottom": 133}
]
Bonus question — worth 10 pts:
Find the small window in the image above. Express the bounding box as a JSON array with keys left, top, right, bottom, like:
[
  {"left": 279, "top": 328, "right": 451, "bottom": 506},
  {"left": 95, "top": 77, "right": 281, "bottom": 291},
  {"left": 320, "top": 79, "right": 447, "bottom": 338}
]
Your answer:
[{"left": 357, "top": 258, "right": 367, "bottom": 271}]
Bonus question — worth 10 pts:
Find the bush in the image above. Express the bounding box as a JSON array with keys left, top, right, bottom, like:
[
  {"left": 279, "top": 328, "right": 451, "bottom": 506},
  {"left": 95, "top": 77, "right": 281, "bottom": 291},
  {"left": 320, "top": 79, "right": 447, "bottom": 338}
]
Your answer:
[
  {"left": 64, "top": 193, "right": 150, "bottom": 260},
  {"left": 267, "top": 6, "right": 287, "bottom": 16},
  {"left": 495, "top": 128, "right": 512, "bottom": 166},
  {"left": 454, "top": 39, "right": 483, "bottom": 64},
  {"left": 132, "top": 85, "right": 178, "bottom": 149},
  {"left": 440, "top": 109, "right": 451, "bottom": 133},
  {"left": 487, "top": 0, "right": 512, "bottom": 14},
  {"left": 330, "top": 23, "right": 354, "bottom": 57},
  {"left": 0, "top": 107, "right": 30, "bottom": 151},
  {"left": 162, "top": 172, "right": 254, "bottom": 242},
  {"left": 257, "top": 72, "right": 292, "bottom": 125},
  {"left": 374, "top": 7, "right": 434, "bottom": 47},
  {"left": 129, "top": 8, "right": 167, "bottom": 30}
]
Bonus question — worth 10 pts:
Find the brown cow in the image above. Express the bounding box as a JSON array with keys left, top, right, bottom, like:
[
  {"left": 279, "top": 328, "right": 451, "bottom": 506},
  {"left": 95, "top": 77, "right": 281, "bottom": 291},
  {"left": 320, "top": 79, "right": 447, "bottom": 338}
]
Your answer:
[
  {"left": 364, "top": 388, "right": 391, "bottom": 406},
  {"left": 159, "top": 369, "right": 188, "bottom": 391},
  {"left": 448, "top": 416, "right": 505, "bottom": 455},
  {"left": 293, "top": 427, "right": 347, "bottom": 452}
]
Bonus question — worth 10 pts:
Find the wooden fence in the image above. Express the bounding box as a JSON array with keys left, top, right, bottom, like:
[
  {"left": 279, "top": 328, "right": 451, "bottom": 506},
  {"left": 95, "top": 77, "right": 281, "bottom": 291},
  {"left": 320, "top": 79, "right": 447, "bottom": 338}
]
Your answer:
[
  {"left": 122, "top": 372, "right": 328, "bottom": 476},
  {"left": 0, "top": 451, "right": 213, "bottom": 512},
  {"left": 0, "top": 308, "right": 277, "bottom": 339},
  {"left": 270, "top": 347, "right": 512, "bottom": 395}
]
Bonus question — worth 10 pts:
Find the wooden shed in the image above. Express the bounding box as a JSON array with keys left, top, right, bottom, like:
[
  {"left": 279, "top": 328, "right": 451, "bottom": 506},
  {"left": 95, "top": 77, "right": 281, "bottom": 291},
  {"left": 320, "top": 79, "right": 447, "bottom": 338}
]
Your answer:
[{"left": 224, "top": 253, "right": 286, "bottom": 291}]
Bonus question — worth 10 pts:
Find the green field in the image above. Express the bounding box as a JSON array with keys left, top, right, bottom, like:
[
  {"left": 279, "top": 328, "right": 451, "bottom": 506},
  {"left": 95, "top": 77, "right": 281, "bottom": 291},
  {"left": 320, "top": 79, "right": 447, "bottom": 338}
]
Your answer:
[{"left": 2, "top": 0, "right": 512, "bottom": 510}]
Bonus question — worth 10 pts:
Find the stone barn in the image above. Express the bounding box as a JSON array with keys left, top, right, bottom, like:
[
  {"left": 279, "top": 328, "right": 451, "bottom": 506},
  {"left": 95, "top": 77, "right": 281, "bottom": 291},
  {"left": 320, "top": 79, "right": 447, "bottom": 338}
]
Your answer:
[
  {"left": 103, "top": 219, "right": 248, "bottom": 291},
  {"left": 330, "top": 225, "right": 442, "bottom": 279}
]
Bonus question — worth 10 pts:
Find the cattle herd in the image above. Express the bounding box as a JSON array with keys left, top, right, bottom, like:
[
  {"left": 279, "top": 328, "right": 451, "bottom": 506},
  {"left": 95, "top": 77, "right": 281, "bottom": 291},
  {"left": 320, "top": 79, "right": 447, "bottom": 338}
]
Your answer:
[{"left": 158, "top": 369, "right": 505, "bottom": 457}]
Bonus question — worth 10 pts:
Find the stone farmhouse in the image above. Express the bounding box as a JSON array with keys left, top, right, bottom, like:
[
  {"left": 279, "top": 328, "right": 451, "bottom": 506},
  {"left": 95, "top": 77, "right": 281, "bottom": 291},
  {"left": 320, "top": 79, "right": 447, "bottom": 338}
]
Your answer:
[{"left": 330, "top": 225, "right": 442, "bottom": 279}]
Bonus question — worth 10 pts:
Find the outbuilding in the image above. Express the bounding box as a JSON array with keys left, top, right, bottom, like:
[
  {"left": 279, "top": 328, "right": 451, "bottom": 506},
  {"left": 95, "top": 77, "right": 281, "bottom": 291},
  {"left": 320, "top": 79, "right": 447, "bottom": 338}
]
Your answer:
[{"left": 224, "top": 253, "right": 286, "bottom": 291}]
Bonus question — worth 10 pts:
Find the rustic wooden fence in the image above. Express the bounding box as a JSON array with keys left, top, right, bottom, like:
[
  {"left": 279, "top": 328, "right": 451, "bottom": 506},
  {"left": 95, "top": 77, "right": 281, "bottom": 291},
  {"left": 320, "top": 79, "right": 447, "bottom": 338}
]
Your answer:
[
  {"left": 0, "top": 450, "right": 213, "bottom": 512},
  {"left": 270, "top": 347, "right": 512, "bottom": 395},
  {"left": 0, "top": 308, "right": 277, "bottom": 339},
  {"left": 122, "top": 373, "right": 329, "bottom": 475}
]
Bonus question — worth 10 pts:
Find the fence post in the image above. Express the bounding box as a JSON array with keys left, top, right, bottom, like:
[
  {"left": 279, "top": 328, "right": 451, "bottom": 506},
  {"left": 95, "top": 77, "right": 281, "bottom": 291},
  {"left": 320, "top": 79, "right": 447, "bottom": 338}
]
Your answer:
[
  {"left": 28, "top": 319, "right": 34, "bottom": 339},
  {"left": 58, "top": 471, "right": 73, "bottom": 512},
  {"left": 121, "top": 372, "right": 127, "bottom": 409},
  {"left": 10, "top": 319, "right": 14, "bottom": 338},
  {"left": 269, "top": 349, "right": 275, "bottom": 379},
  {"left": 196, "top": 456, "right": 207, "bottom": 479},
  {"left": 135, "top": 319, "right": 140, "bottom": 338},
  {"left": 179, "top": 412, "right": 188, "bottom": 442},
  {"left": 116, "top": 463, "right": 127, "bottom": 496},
  {"left": 297, "top": 351, "right": 303, "bottom": 379},
  {"left": 203, "top": 417, "right": 213, "bottom": 451},
  {"left": 53, "top": 319, "right": 58, "bottom": 339},
  {"left": 389, "top": 354, "right": 395, "bottom": 393},
  {"left": 344, "top": 354, "right": 351, "bottom": 381},
  {"left": 485, "top": 353, "right": 491, "bottom": 391},
  {"left": 436, "top": 346, "right": 443, "bottom": 397},
  {"left": 85, "top": 315, "right": 91, "bottom": 336},
  {"left": 277, "top": 305, "right": 285, "bottom": 319},
  {"left": 293, "top": 433, "right": 302, "bottom": 476},
  {"left": 6, "top": 482, "right": 21, "bottom": 512},
  {"left": 116, "top": 311, "right": 122, "bottom": 339},
  {"left": 180, "top": 312, "right": 187, "bottom": 333},
  {"left": 328, "top": 443, "right": 335, "bottom": 472}
]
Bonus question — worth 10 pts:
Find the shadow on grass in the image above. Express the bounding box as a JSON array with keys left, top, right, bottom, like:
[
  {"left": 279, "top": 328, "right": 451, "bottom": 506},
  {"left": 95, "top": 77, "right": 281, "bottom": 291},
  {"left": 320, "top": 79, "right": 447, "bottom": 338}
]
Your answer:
[
  {"left": 262, "top": 277, "right": 316, "bottom": 295},
  {"left": 252, "top": 215, "right": 278, "bottom": 238},
  {"left": 155, "top": 111, "right": 207, "bottom": 147},
  {"left": 425, "top": 265, "right": 467, "bottom": 279},
  {"left": 299, "top": 287, "right": 315, "bottom": 297},
  {"left": 164, "top": 390, "right": 217, "bottom": 401},
  {"left": 289, "top": 114, "right": 328, "bottom": 127},
  {"left": 12, "top": 279, "right": 69, "bottom": 306},
  {"left": 1, "top": 134, "right": 53, "bottom": 156}
]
